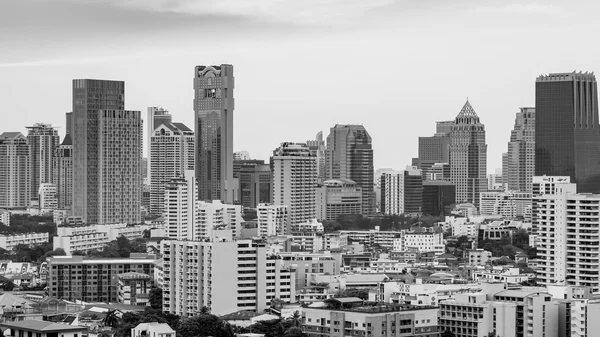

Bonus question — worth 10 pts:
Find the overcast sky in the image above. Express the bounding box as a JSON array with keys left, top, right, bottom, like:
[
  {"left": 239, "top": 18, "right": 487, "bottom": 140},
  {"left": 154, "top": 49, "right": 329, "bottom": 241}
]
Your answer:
[{"left": 1, "top": 0, "right": 598, "bottom": 172}]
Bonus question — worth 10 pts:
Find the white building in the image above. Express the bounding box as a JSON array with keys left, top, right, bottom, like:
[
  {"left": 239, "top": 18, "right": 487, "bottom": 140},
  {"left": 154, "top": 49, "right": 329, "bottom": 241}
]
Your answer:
[
  {"left": 340, "top": 228, "right": 401, "bottom": 249},
  {"left": 257, "top": 203, "right": 288, "bottom": 237},
  {"left": 392, "top": 232, "right": 445, "bottom": 255},
  {"left": 0, "top": 233, "right": 49, "bottom": 251},
  {"left": 132, "top": 322, "right": 175, "bottom": 337},
  {"left": 315, "top": 179, "right": 362, "bottom": 221},
  {"left": 0, "top": 132, "right": 29, "bottom": 209},
  {"left": 479, "top": 190, "right": 531, "bottom": 218},
  {"left": 196, "top": 200, "right": 243, "bottom": 240},
  {"left": 53, "top": 223, "right": 151, "bottom": 254},
  {"left": 534, "top": 179, "right": 600, "bottom": 291},
  {"left": 53, "top": 232, "right": 110, "bottom": 255},
  {"left": 163, "top": 171, "right": 196, "bottom": 240},
  {"left": 467, "top": 249, "right": 492, "bottom": 266},
  {"left": 161, "top": 237, "right": 295, "bottom": 316},
  {"left": 149, "top": 122, "right": 194, "bottom": 216},
  {"left": 272, "top": 142, "right": 317, "bottom": 232},
  {"left": 38, "top": 183, "right": 58, "bottom": 212},
  {"left": 323, "top": 232, "right": 348, "bottom": 250},
  {"left": 0, "top": 209, "right": 9, "bottom": 226}
]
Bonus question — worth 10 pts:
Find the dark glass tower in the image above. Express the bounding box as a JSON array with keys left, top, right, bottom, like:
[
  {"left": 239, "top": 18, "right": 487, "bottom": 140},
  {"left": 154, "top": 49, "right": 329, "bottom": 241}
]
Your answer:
[
  {"left": 194, "top": 65, "right": 234, "bottom": 203},
  {"left": 535, "top": 72, "right": 600, "bottom": 193}
]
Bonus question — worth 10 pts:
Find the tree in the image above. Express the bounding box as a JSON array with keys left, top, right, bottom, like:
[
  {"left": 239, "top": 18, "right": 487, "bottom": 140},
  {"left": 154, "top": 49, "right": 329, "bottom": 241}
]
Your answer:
[
  {"left": 283, "top": 327, "right": 305, "bottom": 337},
  {"left": 287, "top": 310, "right": 301, "bottom": 328},
  {"left": 45, "top": 248, "right": 66, "bottom": 258},
  {"left": 177, "top": 314, "right": 232, "bottom": 337},
  {"left": 441, "top": 330, "right": 456, "bottom": 337},
  {"left": 149, "top": 287, "right": 163, "bottom": 310},
  {"left": 102, "top": 310, "right": 120, "bottom": 328}
]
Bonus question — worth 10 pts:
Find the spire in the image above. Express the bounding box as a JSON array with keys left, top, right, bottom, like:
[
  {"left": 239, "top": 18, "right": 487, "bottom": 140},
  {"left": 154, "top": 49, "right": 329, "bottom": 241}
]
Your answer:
[{"left": 455, "top": 100, "right": 480, "bottom": 124}]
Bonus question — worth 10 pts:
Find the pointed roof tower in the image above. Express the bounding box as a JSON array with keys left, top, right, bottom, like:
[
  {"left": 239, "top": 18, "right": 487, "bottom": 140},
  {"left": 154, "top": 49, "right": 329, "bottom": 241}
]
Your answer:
[{"left": 454, "top": 100, "right": 480, "bottom": 124}]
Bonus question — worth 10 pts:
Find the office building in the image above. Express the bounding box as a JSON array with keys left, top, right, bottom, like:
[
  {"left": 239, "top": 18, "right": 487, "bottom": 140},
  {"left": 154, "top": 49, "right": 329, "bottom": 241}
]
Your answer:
[
  {"left": 47, "top": 254, "right": 156, "bottom": 303},
  {"left": 414, "top": 121, "right": 452, "bottom": 176},
  {"left": 449, "top": 100, "right": 487, "bottom": 207},
  {"left": 53, "top": 134, "right": 73, "bottom": 209},
  {"left": 149, "top": 121, "right": 194, "bottom": 216},
  {"left": 257, "top": 203, "right": 289, "bottom": 237},
  {"left": 325, "top": 124, "right": 375, "bottom": 214},
  {"left": 534, "top": 181, "right": 600, "bottom": 292},
  {"left": 163, "top": 171, "right": 197, "bottom": 240},
  {"left": 239, "top": 163, "right": 272, "bottom": 208},
  {"left": 380, "top": 167, "right": 422, "bottom": 215},
  {"left": 422, "top": 181, "right": 455, "bottom": 216},
  {"left": 315, "top": 179, "right": 362, "bottom": 221},
  {"left": 307, "top": 131, "right": 326, "bottom": 183},
  {"left": 532, "top": 175, "right": 571, "bottom": 196},
  {"left": 161, "top": 238, "right": 295, "bottom": 316},
  {"left": 425, "top": 162, "right": 450, "bottom": 181},
  {"left": 72, "top": 79, "right": 142, "bottom": 224},
  {"left": 479, "top": 191, "right": 532, "bottom": 218},
  {"left": 0, "top": 132, "right": 29, "bottom": 209},
  {"left": 65, "top": 112, "right": 72, "bottom": 136},
  {"left": 272, "top": 142, "right": 317, "bottom": 231},
  {"left": 194, "top": 65, "right": 235, "bottom": 203},
  {"left": 302, "top": 299, "right": 439, "bottom": 337},
  {"left": 536, "top": 72, "right": 600, "bottom": 193},
  {"left": 146, "top": 107, "right": 172, "bottom": 179},
  {"left": 26, "top": 123, "right": 60, "bottom": 200},
  {"left": 504, "top": 107, "right": 535, "bottom": 193}
]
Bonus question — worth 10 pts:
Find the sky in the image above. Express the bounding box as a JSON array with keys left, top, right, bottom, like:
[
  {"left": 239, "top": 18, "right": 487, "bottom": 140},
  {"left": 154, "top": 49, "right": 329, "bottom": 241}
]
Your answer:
[{"left": 1, "top": 0, "right": 599, "bottom": 173}]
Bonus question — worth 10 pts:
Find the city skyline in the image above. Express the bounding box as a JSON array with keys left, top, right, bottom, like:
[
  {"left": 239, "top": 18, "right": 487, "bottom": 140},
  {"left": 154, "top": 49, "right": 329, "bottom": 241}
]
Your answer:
[{"left": 3, "top": 0, "right": 600, "bottom": 172}]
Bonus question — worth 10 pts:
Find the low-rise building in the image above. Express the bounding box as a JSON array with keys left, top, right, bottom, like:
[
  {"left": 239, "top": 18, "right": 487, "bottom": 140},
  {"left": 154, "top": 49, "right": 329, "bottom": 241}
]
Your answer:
[
  {"left": 118, "top": 272, "right": 153, "bottom": 306},
  {"left": 0, "top": 209, "right": 10, "bottom": 226},
  {"left": 340, "top": 228, "right": 401, "bottom": 249},
  {"left": 472, "top": 267, "right": 532, "bottom": 284},
  {"left": 131, "top": 322, "right": 175, "bottom": 337},
  {"left": 393, "top": 232, "right": 444, "bottom": 255},
  {"left": 467, "top": 249, "right": 492, "bottom": 266},
  {"left": 0, "top": 320, "right": 87, "bottom": 337},
  {"left": 0, "top": 233, "right": 49, "bottom": 251},
  {"left": 302, "top": 298, "right": 439, "bottom": 337}
]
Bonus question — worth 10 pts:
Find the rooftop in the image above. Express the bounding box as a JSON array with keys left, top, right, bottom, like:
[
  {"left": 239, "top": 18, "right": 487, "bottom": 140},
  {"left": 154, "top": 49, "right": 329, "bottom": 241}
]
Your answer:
[{"left": 0, "top": 320, "right": 86, "bottom": 332}]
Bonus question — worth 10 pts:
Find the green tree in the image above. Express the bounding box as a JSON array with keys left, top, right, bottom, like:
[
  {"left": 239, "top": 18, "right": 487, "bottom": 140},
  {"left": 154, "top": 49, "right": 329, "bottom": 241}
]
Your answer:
[
  {"left": 149, "top": 287, "right": 163, "bottom": 310},
  {"left": 177, "top": 314, "right": 231, "bottom": 337},
  {"left": 287, "top": 310, "right": 302, "bottom": 328},
  {"left": 102, "top": 310, "right": 120, "bottom": 328},
  {"left": 283, "top": 327, "right": 305, "bottom": 337}
]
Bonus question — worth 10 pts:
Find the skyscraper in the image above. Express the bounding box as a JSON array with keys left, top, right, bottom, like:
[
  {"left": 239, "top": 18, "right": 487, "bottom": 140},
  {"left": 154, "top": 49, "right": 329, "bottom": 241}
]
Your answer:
[
  {"left": 414, "top": 121, "right": 452, "bottom": 177},
  {"left": 325, "top": 124, "right": 374, "bottom": 215},
  {"left": 272, "top": 142, "right": 317, "bottom": 231},
  {"left": 0, "top": 132, "right": 29, "bottom": 209},
  {"left": 72, "top": 79, "right": 142, "bottom": 224},
  {"left": 504, "top": 107, "right": 535, "bottom": 193},
  {"left": 194, "top": 65, "right": 234, "bottom": 203},
  {"left": 536, "top": 72, "right": 600, "bottom": 193},
  {"left": 307, "top": 131, "right": 326, "bottom": 183},
  {"left": 449, "top": 100, "right": 487, "bottom": 207},
  {"left": 53, "top": 134, "right": 73, "bottom": 209},
  {"left": 26, "top": 123, "right": 60, "bottom": 200},
  {"left": 380, "top": 166, "right": 422, "bottom": 215},
  {"left": 149, "top": 121, "right": 194, "bottom": 216},
  {"left": 146, "top": 107, "right": 172, "bottom": 179},
  {"left": 239, "top": 163, "right": 272, "bottom": 208},
  {"left": 65, "top": 112, "right": 72, "bottom": 136}
]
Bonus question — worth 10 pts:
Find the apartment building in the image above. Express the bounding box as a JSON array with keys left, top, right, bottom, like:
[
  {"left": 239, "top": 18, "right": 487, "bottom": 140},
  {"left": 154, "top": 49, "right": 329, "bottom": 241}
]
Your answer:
[
  {"left": 47, "top": 254, "right": 156, "bottom": 303},
  {"left": 257, "top": 203, "right": 289, "bottom": 237},
  {"left": 38, "top": 183, "right": 58, "bottom": 212},
  {"left": 53, "top": 223, "right": 150, "bottom": 254},
  {"left": 302, "top": 299, "right": 439, "bottom": 337},
  {"left": 117, "top": 272, "right": 153, "bottom": 306},
  {"left": 0, "top": 233, "right": 49, "bottom": 251},
  {"left": 533, "top": 180, "right": 600, "bottom": 291},
  {"left": 0, "top": 132, "right": 29, "bottom": 209},
  {"left": 279, "top": 252, "right": 339, "bottom": 290},
  {"left": 161, "top": 237, "right": 295, "bottom": 316},
  {"left": 467, "top": 249, "right": 492, "bottom": 266},
  {"left": 493, "top": 289, "right": 559, "bottom": 337},
  {"left": 323, "top": 233, "right": 348, "bottom": 250},
  {"left": 53, "top": 232, "right": 110, "bottom": 255},
  {"left": 339, "top": 229, "right": 401, "bottom": 249},
  {"left": 163, "top": 171, "right": 196, "bottom": 240}
]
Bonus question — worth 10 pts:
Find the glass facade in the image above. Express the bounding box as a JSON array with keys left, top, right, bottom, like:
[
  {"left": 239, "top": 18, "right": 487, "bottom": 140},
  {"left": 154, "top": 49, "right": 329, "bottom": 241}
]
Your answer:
[{"left": 535, "top": 73, "right": 600, "bottom": 193}]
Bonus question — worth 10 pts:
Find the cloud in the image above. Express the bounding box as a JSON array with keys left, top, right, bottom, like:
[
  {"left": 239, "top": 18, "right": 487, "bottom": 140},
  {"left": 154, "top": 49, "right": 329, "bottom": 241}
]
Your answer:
[
  {"left": 474, "top": 3, "right": 567, "bottom": 16},
  {"left": 51, "top": 0, "right": 400, "bottom": 24}
]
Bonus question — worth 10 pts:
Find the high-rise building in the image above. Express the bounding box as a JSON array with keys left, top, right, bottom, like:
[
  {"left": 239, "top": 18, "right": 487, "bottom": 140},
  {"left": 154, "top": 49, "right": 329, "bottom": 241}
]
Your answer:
[
  {"left": 194, "top": 65, "right": 235, "bottom": 203},
  {"left": 149, "top": 121, "right": 194, "bottom": 216},
  {"left": 257, "top": 203, "right": 289, "bottom": 237},
  {"left": 233, "top": 151, "right": 250, "bottom": 160},
  {"left": 196, "top": 200, "right": 243, "bottom": 240},
  {"left": 503, "top": 107, "right": 536, "bottom": 193},
  {"left": 534, "top": 181, "right": 600, "bottom": 292},
  {"left": 307, "top": 131, "right": 326, "bottom": 183},
  {"left": 161, "top": 238, "right": 295, "bottom": 316},
  {"left": 53, "top": 135, "right": 73, "bottom": 210},
  {"left": 239, "top": 163, "right": 272, "bottom": 208},
  {"left": 272, "top": 142, "right": 317, "bottom": 231},
  {"left": 422, "top": 181, "right": 455, "bottom": 216},
  {"left": 479, "top": 191, "right": 532, "bottom": 218},
  {"left": 449, "top": 100, "right": 487, "bottom": 207},
  {"left": 0, "top": 132, "right": 29, "bottom": 209},
  {"left": 26, "top": 123, "right": 60, "bottom": 200},
  {"left": 146, "top": 107, "right": 172, "bottom": 179},
  {"left": 163, "top": 171, "right": 197, "bottom": 240},
  {"left": 38, "top": 183, "right": 58, "bottom": 212},
  {"left": 536, "top": 72, "right": 600, "bottom": 193},
  {"left": 325, "top": 124, "right": 374, "bottom": 214},
  {"left": 414, "top": 120, "right": 452, "bottom": 177},
  {"left": 380, "top": 167, "right": 422, "bottom": 215},
  {"left": 72, "top": 79, "right": 142, "bottom": 224},
  {"left": 65, "top": 112, "right": 72, "bottom": 136}
]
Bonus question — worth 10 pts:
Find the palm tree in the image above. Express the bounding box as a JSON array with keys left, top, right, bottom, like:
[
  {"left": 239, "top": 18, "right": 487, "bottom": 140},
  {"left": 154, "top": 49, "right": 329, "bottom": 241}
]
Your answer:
[
  {"left": 287, "top": 310, "right": 302, "bottom": 328},
  {"left": 102, "top": 309, "right": 120, "bottom": 328}
]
